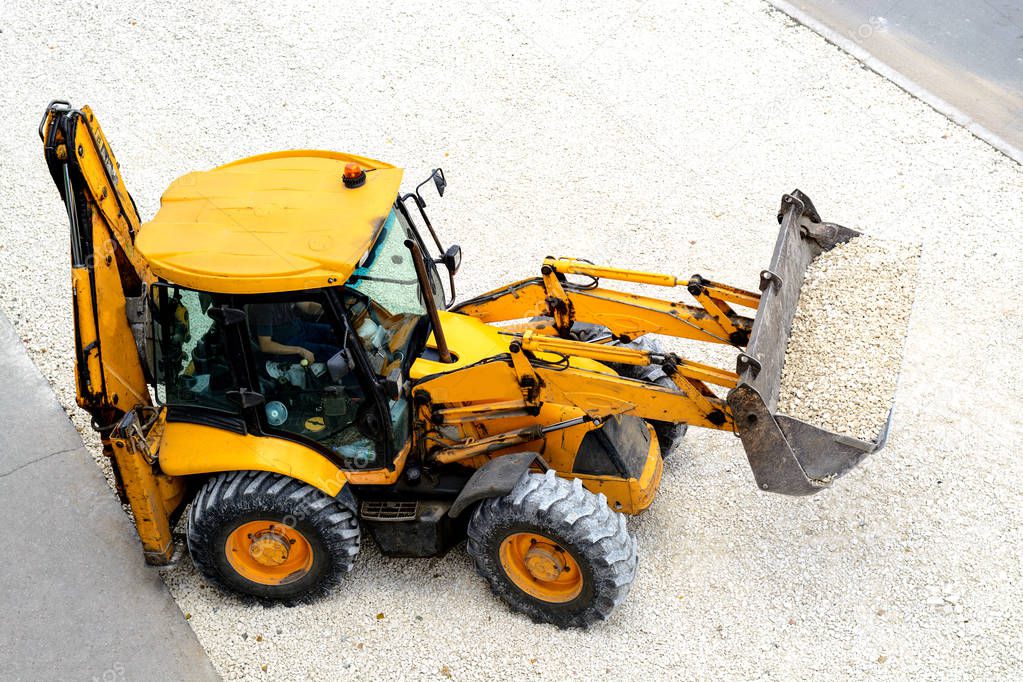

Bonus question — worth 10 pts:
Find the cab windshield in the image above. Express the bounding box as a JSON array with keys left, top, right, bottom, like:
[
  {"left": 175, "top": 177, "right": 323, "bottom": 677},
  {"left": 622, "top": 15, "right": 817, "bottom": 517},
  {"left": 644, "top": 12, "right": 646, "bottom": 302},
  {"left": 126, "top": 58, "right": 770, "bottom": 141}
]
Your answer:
[
  {"left": 344, "top": 208, "right": 430, "bottom": 377},
  {"left": 343, "top": 207, "right": 437, "bottom": 453},
  {"left": 350, "top": 210, "right": 424, "bottom": 313}
]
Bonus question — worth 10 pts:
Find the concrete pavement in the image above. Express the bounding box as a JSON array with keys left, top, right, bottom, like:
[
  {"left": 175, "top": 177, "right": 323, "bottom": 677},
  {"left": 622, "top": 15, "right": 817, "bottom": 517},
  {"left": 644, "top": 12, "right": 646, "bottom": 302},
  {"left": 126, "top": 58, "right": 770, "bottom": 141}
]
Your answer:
[{"left": 0, "top": 311, "right": 217, "bottom": 681}]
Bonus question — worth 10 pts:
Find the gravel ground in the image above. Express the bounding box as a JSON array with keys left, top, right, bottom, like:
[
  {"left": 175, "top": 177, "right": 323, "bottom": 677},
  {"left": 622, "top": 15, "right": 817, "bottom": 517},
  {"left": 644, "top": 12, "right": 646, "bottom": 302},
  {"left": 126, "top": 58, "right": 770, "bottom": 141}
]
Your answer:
[
  {"left": 2, "top": 1, "right": 1022, "bottom": 680},
  {"left": 778, "top": 236, "right": 921, "bottom": 442}
]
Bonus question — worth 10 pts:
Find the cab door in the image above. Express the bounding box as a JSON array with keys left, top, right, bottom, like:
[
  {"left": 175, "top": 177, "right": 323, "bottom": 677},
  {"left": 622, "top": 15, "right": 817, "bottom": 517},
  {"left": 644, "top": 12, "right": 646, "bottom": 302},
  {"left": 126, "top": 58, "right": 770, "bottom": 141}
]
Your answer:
[{"left": 236, "top": 289, "right": 394, "bottom": 471}]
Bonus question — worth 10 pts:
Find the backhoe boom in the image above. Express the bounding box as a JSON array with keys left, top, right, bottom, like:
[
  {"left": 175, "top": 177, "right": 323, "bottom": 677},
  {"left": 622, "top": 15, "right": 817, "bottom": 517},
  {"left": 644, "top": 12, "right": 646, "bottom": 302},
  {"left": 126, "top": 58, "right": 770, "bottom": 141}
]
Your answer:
[
  {"left": 40, "top": 101, "right": 153, "bottom": 418},
  {"left": 41, "top": 101, "right": 181, "bottom": 563}
]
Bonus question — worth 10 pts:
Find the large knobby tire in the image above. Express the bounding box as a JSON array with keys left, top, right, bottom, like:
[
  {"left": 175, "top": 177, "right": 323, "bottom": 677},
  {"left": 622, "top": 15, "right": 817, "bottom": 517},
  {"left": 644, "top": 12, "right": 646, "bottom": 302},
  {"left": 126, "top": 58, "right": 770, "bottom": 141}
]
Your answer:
[
  {"left": 570, "top": 322, "right": 688, "bottom": 458},
  {"left": 467, "top": 470, "right": 637, "bottom": 628},
  {"left": 187, "top": 470, "right": 360, "bottom": 603}
]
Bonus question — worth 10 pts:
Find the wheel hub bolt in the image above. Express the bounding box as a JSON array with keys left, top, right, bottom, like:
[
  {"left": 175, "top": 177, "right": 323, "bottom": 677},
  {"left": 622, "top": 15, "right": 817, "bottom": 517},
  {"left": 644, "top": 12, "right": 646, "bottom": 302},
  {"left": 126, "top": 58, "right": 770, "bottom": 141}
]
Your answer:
[
  {"left": 524, "top": 544, "right": 565, "bottom": 581},
  {"left": 249, "top": 531, "right": 291, "bottom": 567}
]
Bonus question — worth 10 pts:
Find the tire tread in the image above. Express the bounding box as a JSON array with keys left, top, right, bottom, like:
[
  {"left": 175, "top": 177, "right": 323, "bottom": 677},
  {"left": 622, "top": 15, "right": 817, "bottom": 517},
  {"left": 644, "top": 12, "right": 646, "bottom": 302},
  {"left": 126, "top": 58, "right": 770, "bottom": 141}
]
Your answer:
[
  {"left": 466, "top": 471, "right": 637, "bottom": 628},
  {"left": 187, "top": 471, "right": 360, "bottom": 604}
]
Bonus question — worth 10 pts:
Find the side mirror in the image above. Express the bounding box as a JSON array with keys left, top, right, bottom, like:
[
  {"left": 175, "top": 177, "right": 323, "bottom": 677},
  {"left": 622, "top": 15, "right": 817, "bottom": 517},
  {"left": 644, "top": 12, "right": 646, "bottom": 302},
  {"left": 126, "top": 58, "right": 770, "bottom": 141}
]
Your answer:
[
  {"left": 439, "top": 244, "right": 462, "bottom": 274},
  {"left": 414, "top": 167, "right": 446, "bottom": 207},
  {"left": 432, "top": 168, "right": 446, "bottom": 197}
]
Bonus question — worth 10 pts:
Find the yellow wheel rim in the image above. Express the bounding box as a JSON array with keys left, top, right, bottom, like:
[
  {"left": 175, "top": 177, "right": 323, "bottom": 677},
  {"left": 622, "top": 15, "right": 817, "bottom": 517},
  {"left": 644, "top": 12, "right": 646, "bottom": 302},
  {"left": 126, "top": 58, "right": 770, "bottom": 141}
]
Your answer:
[
  {"left": 225, "top": 520, "right": 314, "bottom": 586},
  {"left": 498, "top": 532, "right": 583, "bottom": 603}
]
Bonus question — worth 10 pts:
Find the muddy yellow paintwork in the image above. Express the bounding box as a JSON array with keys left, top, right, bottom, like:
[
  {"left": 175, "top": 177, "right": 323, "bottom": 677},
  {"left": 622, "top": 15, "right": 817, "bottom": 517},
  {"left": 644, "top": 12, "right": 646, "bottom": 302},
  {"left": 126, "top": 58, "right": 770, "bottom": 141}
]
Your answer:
[
  {"left": 57, "top": 106, "right": 151, "bottom": 279},
  {"left": 158, "top": 421, "right": 350, "bottom": 497},
  {"left": 45, "top": 103, "right": 768, "bottom": 567},
  {"left": 57, "top": 107, "right": 151, "bottom": 411},
  {"left": 412, "top": 310, "right": 613, "bottom": 378},
  {"left": 110, "top": 416, "right": 184, "bottom": 563},
  {"left": 520, "top": 331, "right": 739, "bottom": 388},
  {"left": 70, "top": 267, "right": 102, "bottom": 405},
  {"left": 157, "top": 420, "right": 411, "bottom": 494},
  {"left": 408, "top": 313, "right": 667, "bottom": 513},
  {"left": 456, "top": 257, "right": 761, "bottom": 344},
  {"left": 574, "top": 423, "right": 664, "bottom": 513},
  {"left": 45, "top": 105, "right": 180, "bottom": 559},
  {"left": 547, "top": 258, "right": 761, "bottom": 308},
  {"left": 136, "top": 150, "right": 402, "bottom": 295},
  {"left": 86, "top": 214, "right": 151, "bottom": 410}
]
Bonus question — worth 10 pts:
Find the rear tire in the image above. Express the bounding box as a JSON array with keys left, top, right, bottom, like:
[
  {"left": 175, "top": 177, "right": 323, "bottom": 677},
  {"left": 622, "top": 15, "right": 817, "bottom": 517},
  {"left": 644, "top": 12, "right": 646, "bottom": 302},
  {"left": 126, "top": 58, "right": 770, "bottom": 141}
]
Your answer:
[
  {"left": 187, "top": 471, "right": 360, "bottom": 603},
  {"left": 467, "top": 470, "right": 637, "bottom": 628}
]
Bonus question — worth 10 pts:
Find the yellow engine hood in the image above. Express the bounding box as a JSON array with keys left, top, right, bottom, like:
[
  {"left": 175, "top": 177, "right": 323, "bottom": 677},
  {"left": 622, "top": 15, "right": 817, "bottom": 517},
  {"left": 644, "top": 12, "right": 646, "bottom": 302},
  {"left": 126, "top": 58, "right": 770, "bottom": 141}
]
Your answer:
[{"left": 411, "top": 312, "right": 610, "bottom": 380}]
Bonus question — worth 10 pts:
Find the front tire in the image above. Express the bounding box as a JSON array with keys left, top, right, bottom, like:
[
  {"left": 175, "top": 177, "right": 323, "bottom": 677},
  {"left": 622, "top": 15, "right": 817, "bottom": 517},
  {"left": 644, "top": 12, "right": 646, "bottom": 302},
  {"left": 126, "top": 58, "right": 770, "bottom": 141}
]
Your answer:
[
  {"left": 467, "top": 470, "right": 637, "bottom": 628},
  {"left": 187, "top": 471, "right": 360, "bottom": 603}
]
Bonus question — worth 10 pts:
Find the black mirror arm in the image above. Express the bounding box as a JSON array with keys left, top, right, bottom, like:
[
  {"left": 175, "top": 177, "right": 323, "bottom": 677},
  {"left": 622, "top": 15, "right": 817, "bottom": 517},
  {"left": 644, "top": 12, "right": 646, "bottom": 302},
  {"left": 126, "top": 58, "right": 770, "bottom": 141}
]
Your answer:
[
  {"left": 400, "top": 192, "right": 445, "bottom": 254},
  {"left": 446, "top": 270, "right": 457, "bottom": 308},
  {"left": 413, "top": 167, "right": 446, "bottom": 204},
  {"left": 404, "top": 239, "right": 453, "bottom": 363}
]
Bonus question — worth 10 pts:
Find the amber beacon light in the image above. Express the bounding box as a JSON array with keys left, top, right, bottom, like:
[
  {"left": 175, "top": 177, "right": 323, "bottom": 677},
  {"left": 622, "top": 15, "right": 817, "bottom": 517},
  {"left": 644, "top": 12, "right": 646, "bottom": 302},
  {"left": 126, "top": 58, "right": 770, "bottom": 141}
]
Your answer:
[{"left": 342, "top": 162, "right": 366, "bottom": 188}]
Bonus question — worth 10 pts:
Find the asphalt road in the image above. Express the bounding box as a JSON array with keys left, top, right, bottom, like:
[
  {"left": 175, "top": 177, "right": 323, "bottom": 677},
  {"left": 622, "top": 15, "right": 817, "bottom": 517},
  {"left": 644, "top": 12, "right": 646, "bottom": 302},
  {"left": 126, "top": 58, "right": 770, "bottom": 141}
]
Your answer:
[
  {"left": 0, "top": 313, "right": 218, "bottom": 681},
  {"left": 781, "top": 0, "right": 1023, "bottom": 157}
]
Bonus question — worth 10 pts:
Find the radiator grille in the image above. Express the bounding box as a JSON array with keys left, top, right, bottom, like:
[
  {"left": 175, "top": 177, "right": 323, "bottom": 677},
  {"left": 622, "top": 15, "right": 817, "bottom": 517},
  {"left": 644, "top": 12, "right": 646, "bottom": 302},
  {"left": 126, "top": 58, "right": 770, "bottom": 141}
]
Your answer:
[{"left": 360, "top": 500, "right": 418, "bottom": 522}]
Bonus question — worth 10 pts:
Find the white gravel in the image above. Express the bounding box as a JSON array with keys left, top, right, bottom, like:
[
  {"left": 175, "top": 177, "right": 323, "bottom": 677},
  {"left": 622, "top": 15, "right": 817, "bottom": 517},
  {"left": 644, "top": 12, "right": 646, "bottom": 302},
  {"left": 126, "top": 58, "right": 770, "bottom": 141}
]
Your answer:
[
  {"left": 2, "top": 1, "right": 1022, "bottom": 680},
  {"left": 778, "top": 236, "right": 920, "bottom": 441}
]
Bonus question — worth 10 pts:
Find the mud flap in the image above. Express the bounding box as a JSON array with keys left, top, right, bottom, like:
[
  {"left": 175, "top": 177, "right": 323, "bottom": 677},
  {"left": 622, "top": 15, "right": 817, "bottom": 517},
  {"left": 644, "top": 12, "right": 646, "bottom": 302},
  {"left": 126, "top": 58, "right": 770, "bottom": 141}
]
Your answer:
[
  {"left": 726, "top": 190, "right": 892, "bottom": 495},
  {"left": 449, "top": 452, "right": 547, "bottom": 517}
]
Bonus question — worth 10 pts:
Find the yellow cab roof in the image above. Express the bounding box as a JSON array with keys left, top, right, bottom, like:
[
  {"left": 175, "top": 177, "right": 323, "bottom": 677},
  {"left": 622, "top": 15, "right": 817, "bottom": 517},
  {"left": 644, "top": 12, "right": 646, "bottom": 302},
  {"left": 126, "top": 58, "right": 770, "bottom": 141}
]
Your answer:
[{"left": 136, "top": 150, "right": 403, "bottom": 294}]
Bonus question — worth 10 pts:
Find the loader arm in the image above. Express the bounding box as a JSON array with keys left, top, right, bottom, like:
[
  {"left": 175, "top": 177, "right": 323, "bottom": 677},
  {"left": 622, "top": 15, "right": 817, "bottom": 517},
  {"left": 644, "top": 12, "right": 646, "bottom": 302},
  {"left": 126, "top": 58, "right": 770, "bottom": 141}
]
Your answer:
[
  {"left": 444, "top": 192, "right": 890, "bottom": 496},
  {"left": 445, "top": 256, "right": 757, "bottom": 434},
  {"left": 453, "top": 259, "right": 759, "bottom": 345},
  {"left": 40, "top": 101, "right": 183, "bottom": 563},
  {"left": 510, "top": 332, "right": 736, "bottom": 431}
]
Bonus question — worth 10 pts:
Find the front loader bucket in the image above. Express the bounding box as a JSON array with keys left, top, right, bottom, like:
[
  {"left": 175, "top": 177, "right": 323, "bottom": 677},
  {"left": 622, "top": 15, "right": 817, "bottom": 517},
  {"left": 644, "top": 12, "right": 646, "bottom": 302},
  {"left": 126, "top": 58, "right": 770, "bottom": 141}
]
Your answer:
[{"left": 726, "top": 190, "right": 890, "bottom": 496}]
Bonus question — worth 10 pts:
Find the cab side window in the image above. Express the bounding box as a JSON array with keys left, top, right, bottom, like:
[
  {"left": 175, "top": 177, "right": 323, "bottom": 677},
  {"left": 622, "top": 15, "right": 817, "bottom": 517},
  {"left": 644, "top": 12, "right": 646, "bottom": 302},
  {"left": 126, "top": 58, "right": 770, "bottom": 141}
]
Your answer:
[
  {"left": 242, "top": 292, "right": 384, "bottom": 470},
  {"left": 152, "top": 286, "right": 237, "bottom": 414}
]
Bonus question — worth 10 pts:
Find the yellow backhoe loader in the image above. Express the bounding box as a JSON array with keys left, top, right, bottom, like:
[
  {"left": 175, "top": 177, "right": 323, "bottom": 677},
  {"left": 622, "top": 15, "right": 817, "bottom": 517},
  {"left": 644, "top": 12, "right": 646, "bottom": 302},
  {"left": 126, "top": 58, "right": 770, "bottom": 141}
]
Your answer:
[{"left": 39, "top": 101, "right": 890, "bottom": 627}]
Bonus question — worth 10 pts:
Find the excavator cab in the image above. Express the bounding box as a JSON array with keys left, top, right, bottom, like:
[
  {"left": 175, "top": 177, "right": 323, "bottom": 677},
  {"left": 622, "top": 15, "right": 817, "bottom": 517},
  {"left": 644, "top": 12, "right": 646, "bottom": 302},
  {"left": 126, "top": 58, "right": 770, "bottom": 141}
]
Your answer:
[{"left": 147, "top": 201, "right": 445, "bottom": 472}]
